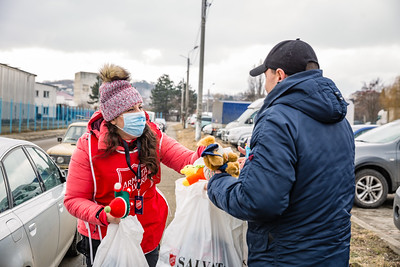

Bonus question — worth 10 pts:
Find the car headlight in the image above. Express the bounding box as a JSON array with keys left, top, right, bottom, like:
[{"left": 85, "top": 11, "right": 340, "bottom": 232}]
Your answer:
[{"left": 56, "top": 156, "right": 65, "bottom": 164}]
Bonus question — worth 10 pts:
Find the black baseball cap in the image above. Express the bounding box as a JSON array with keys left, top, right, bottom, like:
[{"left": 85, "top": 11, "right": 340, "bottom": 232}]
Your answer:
[{"left": 249, "top": 38, "right": 319, "bottom": 77}]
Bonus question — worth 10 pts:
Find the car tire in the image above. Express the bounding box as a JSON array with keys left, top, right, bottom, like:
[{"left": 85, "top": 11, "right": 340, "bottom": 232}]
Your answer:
[
  {"left": 354, "top": 169, "right": 388, "bottom": 208},
  {"left": 393, "top": 187, "right": 400, "bottom": 230},
  {"left": 66, "top": 229, "right": 81, "bottom": 257}
]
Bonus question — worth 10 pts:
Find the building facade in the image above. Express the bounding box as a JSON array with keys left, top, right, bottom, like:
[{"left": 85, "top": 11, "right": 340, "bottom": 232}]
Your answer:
[
  {"left": 0, "top": 63, "right": 36, "bottom": 120},
  {"left": 73, "top": 71, "right": 98, "bottom": 108},
  {"left": 35, "top": 82, "right": 57, "bottom": 119}
]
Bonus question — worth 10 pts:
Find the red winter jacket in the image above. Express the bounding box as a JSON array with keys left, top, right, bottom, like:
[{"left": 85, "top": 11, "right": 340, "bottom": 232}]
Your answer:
[{"left": 64, "top": 111, "right": 203, "bottom": 253}]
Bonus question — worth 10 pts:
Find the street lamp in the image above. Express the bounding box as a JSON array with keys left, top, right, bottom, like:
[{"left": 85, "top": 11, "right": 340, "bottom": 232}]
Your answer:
[{"left": 180, "top": 45, "right": 198, "bottom": 128}]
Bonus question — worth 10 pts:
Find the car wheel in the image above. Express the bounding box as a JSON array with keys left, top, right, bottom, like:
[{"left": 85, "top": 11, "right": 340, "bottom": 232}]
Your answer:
[
  {"left": 354, "top": 169, "right": 388, "bottom": 208},
  {"left": 66, "top": 229, "right": 81, "bottom": 257}
]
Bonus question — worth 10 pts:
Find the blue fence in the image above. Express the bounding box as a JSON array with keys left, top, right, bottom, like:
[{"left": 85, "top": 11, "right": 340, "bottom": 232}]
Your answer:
[{"left": 0, "top": 99, "right": 95, "bottom": 134}]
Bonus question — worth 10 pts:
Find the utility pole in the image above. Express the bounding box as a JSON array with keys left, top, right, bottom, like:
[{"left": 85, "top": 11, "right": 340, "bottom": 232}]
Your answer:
[
  {"left": 195, "top": 0, "right": 207, "bottom": 141},
  {"left": 181, "top": 46, "right": 198, "bottom": 129},
  {"left": 180, "top": 78, "right": 185, "bottom": 126},
  {"left": 185, "top": 56, "right": 191, "bottom": 128}
]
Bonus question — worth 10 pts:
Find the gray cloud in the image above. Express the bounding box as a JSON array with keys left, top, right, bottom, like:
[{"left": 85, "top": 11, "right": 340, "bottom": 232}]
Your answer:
[{"left": 1, "top": 0, "right": 399, "bottom": 96}]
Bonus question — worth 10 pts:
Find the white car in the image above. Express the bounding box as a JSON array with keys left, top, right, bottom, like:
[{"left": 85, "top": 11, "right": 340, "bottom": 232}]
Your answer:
[
  {"left": 47, "top": 121, "right": 87, "bottom": 171},
  {"left": 202, "top": 123, "right": 214, "bottom": 135},
  {"left": 226, "top": 125, "right": 254, "bottom": 145},
  {"left": 0, "top": 137, "right": 79, "bottom": 267}
]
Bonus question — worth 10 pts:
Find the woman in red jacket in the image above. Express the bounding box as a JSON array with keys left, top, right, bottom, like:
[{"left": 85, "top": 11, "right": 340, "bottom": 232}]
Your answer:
[{"left": 64, "top": 64, "right": 204, "bottom": 267}]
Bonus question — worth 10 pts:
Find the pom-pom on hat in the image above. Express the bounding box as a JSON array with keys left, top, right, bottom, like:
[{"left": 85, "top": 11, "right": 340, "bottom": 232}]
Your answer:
[{"left": 99, "top": 64, "right": 143, "bottom": 121}]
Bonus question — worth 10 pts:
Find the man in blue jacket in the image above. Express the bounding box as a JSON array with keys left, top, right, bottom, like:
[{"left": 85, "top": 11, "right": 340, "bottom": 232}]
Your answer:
[{"left": 207, "top": 39, "right": 355, "bottom": 266}]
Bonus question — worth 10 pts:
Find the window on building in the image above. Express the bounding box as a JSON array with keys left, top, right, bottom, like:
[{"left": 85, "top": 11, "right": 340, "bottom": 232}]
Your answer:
[
  {"left": 43, "top": 91, "right": 50, "bottom": 98},
  {"left": 43, "top": 107, "right": 49, "bottom": 115},
  {"left": 35, "top": 90, "right": 39, "bottom": 97}
]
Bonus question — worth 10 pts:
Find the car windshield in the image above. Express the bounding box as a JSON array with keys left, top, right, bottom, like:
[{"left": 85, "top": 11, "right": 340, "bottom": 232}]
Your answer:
[
  {"left": 63, "top": 126, "right": 86, "bottom": 143},
  {"left": 235, "top": 109, "right": 254, "bottom": 122},
  {"left": 355, "top": 121, "right": 400, "bottom": 143}
]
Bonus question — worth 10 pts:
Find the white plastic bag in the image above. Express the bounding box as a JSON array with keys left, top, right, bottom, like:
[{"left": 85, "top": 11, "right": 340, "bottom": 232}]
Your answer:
[
  {"left": 157, "top": 179, "right": 247, "bottom": 267},
  {"left": 93, "top": 215, "right": 149, "bottom": 267}
]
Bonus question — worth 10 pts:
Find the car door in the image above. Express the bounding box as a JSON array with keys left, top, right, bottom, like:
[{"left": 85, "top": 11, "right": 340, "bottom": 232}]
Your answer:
[
  {"left": 397, "top": 139, "right": 400, "bottom": 186},
  {"left": 25, "top": 146, "right": 77, "bottom": 263},
  {"left": 2, "top": 146, "right": 60, "bottom": 267},
  {"left": 0, "top": 166, "right": 34, "bottom": 267}
]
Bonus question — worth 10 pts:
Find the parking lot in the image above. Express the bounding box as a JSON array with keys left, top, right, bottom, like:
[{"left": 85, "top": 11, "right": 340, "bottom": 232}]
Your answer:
[{"left": 2, "top": 122, "right": 399, "bottom": 265}]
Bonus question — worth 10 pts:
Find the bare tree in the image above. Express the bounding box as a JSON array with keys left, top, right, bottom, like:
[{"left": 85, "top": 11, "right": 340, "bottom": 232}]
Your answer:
[
  {"left": 353, "top": 78, "right": 383, "bottom": 123},
  {"left": 380, "top": 76, "right": 400, "bottom": 121},
  {"left": 244, "top": 62, "right": 265, "bottom": 101}
]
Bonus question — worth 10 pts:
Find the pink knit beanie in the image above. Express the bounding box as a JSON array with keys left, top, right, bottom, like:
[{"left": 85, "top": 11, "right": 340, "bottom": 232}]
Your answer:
[{"left": 99, "top": 64, "right": 143, "bottom": 121}]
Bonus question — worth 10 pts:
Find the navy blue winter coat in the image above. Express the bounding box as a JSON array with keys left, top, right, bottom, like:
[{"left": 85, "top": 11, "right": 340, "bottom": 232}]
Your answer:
[{"left": 208, "top": 70, "right": 355, "bottom": 266}]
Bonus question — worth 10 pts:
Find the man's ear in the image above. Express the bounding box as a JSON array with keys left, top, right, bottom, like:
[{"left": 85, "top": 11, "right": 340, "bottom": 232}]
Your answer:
[{"left": 276, "top": 68, "right": 287, "bottom": 82}]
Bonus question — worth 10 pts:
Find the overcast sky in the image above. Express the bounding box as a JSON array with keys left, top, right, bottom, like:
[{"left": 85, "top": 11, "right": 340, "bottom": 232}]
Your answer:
[{"left": 1, "top": 0, "right": 399, "bottom": 98}]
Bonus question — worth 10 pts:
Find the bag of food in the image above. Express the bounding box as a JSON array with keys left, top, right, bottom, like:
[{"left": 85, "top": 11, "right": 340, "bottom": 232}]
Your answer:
[
  {"left": 93, "top": 215, "right": 148, "bottom": 267},
  {"left": 157, "top": 179, "right": 247, "bottom": 267}
]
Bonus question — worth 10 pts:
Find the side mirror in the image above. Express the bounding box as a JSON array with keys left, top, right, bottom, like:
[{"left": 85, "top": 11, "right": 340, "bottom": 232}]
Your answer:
[
  {"left": 245, "top": 118, "right": 254, "bottom": 124},
  {"left": 57, "top": 137, "right": 63, "bottom": 143}
]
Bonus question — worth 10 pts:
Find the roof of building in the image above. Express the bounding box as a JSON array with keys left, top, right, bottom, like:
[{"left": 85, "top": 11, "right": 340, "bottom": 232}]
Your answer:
[{"left": 0, "top": 63, "right": 37, "bottom": 77}]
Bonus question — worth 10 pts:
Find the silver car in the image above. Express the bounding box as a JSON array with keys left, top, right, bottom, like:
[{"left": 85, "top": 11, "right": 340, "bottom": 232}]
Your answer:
[
  {"left": 355, "top": 120, "right": 400, "bottom": 208},
  {"left": 0, "top": 137, "right": 79, "bottom": 267}
]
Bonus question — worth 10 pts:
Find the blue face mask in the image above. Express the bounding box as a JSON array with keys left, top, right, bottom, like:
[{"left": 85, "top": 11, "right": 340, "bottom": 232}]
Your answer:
[{"left": 117, "top": 111, "right": 146, "bottom": 137}]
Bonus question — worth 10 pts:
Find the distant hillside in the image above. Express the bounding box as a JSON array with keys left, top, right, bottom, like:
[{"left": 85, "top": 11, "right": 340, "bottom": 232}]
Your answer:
[
  {"left": 41, "top": 79, "right": 154, "bottom": 102},
  {"left": 43, "top": 79, "right": 74, "bottom": 95},
  {"left": 133, "top": 80, "right": 154, "bottom": 100}
]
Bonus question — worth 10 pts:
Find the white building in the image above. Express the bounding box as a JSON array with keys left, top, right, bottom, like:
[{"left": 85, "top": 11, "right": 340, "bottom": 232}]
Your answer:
[
  {"left": 34, "top": 82, "right": 57, "bottom": 119},
  {"left": 57, "top": 91, "right": 74, "bottom": 107},
  {"left": 0, "top": 63, "right": 36, "bottom": 119},
  {"left": 74, "top": 71, "right": 98, "bottom": 108}
]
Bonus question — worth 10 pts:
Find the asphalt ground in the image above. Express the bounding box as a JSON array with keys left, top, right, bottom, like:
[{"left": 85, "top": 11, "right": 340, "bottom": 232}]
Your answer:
[{"left": 2, "top": 124, "right": 400, "bottom": 256}]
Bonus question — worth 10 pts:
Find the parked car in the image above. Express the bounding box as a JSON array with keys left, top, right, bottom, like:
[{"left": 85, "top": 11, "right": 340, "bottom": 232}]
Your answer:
[
  {"left": 238, "top": 134, "right": 252, "bottom": 157},
  {"left": 155, "top": 118, "right": 167, "bottom": 132},
  {"left": 201, "top": 115, "right": 212, "bottom": 130},
  {"left": 47, "top": 121, "right": 87, "bottom": 172},
  {"left": 188, "top": 114, "right": 212, "bottom": 129},
  {"left": 0, "top": 137, "right": 79, "bottom": 267},
  {"left": 226, "top": 125, "right": 254, "bottom": 145},
  {"left": 393, "top": 186, "right": 400, "bottom": 230},
  {"left": 186, "top": 114, "right": 197, "bottom": 128},
  {"left": 202, "top": 123, "right": 214, "bottom": 135},
  {"left": 217, "top": 107, "right": 264, "bottom": 142},
  {"left": 218, "top": 99, "right": 262, "bottom": 141},
  {"left": 351, "top": 124, "right": 378, "bottom": 138},
  {"left": 354, "top": 119, "right": 400, "bottom": 208}
]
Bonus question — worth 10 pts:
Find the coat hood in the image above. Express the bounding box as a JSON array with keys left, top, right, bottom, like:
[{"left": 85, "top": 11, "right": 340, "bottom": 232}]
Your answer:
[{"left": 262, "top": 70, "right": 348, "bottom": 123}]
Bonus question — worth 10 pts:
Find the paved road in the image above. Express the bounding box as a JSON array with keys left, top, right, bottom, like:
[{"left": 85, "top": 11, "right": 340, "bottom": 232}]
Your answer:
[
  {"left": 3, "top": 124, "right": 399, "bottom": 265},
  {"left": 59, "top": 122, "right": 183, "bottom": 266}
]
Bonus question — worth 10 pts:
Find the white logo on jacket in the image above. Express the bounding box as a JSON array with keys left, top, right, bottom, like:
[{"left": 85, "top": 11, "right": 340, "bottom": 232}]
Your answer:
[{"left": 116, "top": 164, "right": 151, "bottom": 190}]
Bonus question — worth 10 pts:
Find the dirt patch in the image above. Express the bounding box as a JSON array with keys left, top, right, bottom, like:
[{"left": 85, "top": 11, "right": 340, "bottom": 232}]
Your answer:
[
  {"left": 174, "top": 124, "right": 239, "bottom": 153},
  {"left": 173, "top": 123, "right": 400, "bottom": 266},
  {"left": 350, "top": 223, "right": 400, "bottom": 266}
]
